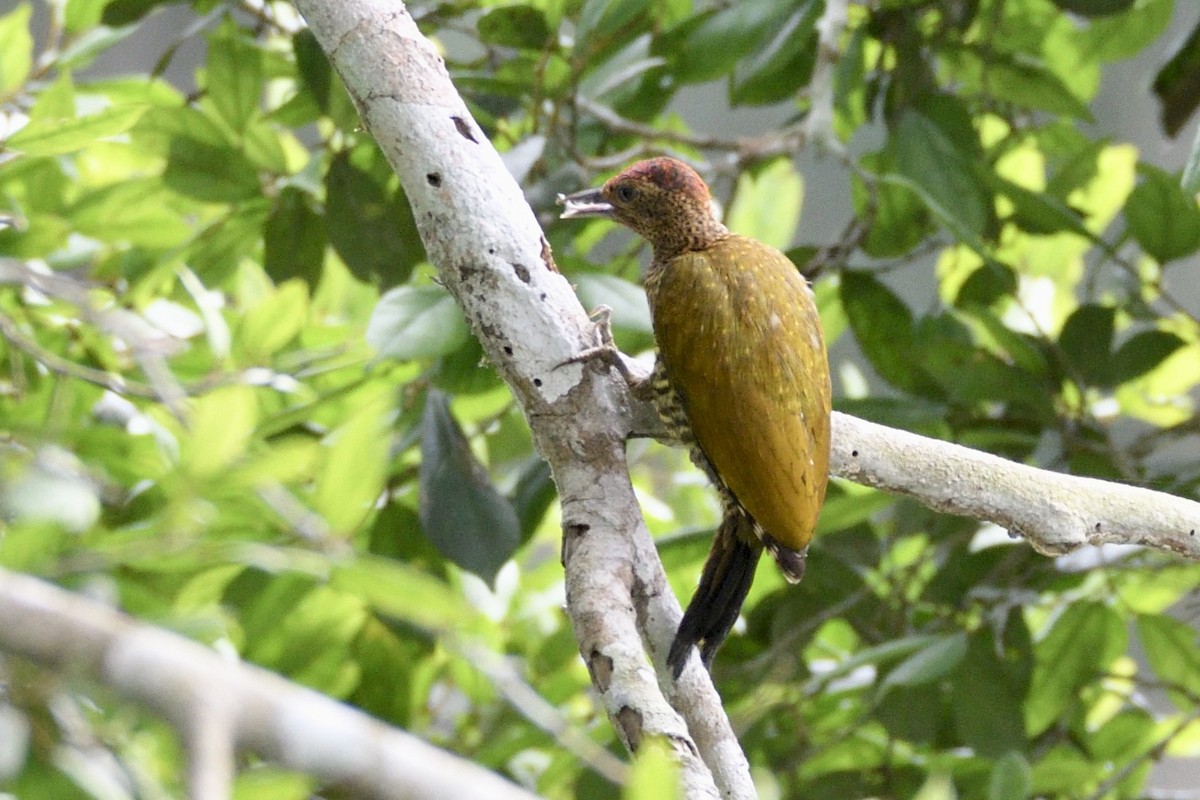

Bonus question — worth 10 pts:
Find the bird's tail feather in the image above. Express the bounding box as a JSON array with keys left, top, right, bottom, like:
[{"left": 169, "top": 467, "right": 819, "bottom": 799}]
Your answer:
[{"left": 667, "top": 513, "right": 761, "bottom": 679}]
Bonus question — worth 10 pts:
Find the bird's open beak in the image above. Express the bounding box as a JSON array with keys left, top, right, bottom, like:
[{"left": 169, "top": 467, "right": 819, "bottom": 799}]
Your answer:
[{"left": 556, "top": 188, "right": 614, "bottom": 219}]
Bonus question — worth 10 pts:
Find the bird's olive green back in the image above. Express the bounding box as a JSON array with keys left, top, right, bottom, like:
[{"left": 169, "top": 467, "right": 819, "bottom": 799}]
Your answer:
[{"left": 648, "top": 236, "right": 831, "bottom": 550}]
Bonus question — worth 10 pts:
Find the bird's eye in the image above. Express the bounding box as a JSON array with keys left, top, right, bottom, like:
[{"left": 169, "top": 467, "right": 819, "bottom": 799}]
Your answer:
[{"left": 614, "top": 184, "right": 638, "bottom": 203}]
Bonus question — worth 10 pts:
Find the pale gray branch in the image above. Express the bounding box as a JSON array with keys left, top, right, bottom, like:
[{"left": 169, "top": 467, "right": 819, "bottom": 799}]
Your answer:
[
  {"left": 0, "top": 569, "right": 540, "bottom": 800},
  {"left": 831, "top": 413, "right": 1200, "bottom": 558},
  {"left": 291, "top": 0, "right": 755, "bottom": 797}
]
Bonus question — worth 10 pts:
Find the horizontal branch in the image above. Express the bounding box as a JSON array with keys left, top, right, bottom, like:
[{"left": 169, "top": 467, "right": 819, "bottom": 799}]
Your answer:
[
  {"left": 0, "top": 568, "right": 540, "bottom": 800},
  {"left": 831, "top": 413, "right": 1200, "bottom": 558}
]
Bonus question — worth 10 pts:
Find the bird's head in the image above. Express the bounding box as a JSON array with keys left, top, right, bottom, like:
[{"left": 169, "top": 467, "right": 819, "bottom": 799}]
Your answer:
[{"left": 558, "top": 157, "right": 727, "bottom": 258}]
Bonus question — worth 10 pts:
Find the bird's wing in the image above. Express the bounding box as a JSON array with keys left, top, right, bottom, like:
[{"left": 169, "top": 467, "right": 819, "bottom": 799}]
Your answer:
[{"left": 652, "top": 237, "right": 831, "bottom": 551}]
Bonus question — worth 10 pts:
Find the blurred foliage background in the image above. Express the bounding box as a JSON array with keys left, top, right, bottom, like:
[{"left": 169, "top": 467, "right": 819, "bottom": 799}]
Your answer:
[{"left": 1, "top": 0, "right": 1200, "bottom": 798}]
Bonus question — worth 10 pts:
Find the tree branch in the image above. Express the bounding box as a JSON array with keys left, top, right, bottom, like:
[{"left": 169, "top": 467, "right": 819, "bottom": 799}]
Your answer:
[
  {"left": 0, "top": 568, "right": 540, "bottom": 800},
  {"left": 831, "top": 413, "right": 1200, "bottom": 558},
  {"left": 292, "top": 1, "right": 756, "bottom": 796},
  {"left": 293, "top": 0, "right": 1200, "bottom": 793}
]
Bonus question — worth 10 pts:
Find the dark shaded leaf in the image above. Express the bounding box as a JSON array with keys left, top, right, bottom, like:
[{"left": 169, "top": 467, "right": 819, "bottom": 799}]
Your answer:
[
  {"left": 1058, "top": 304, "right": 1115, "bottom": 387},
  {"left": 1051, "top": 0, "right": 1134, "bottom": 16},
  {"left": 880, "top": 632, "right": 967, "bottom": 691},
  {"left": 101, "top": 0, "right": 176, "bottom": 26},
  {"left": 1124, "top": 164, "right": 1200, "bottom": 263},
  {"left": 509, "top": 456, "right": 556, "bottom": 544},
  {"left": 293, "top": 29, "right": 331, "bottom": 110},
  {"left": 673, "top": 0, "right": 792, "bottom": 84},
  {"left": 841, "top": 270, "right": 935, "bottom": 396},
  {"left": 419, "top": 391, "right": 521, "bottom": 586},
  {"left": 891, "top": 109, "right": 990, "bottom": 240},
  {"left": 953, "top": 629, "right": 1028, "bottom": 756},
  {"left": 730, "top": 1, "right": 820, "bottom": 106},
  {"left": 1154, "top": 18, "right": 1200, "bottom": 136},
  {"left": 429, "top": 335, "right": 502, "bottom": 395},
  {"left": 164, "top": 136, "right": 261, "bottom": 202},
  {"left": 854, "top": 152, "right": 929, "bottom": 258},
  {"left": 188, "top": 200, "right": 270, "bottom": 284},
  {"left": 264, "top": 187, "right": 326, "bottom": 285},
  {"left": 325, "top": 151, "right": 424, "bottom": 286},
  {"left": 876, "top": 683, "right": 942, "bottom": 742},
  {"left": 478, "top": 5, "right": 551, "bottom": 50},
  {"left": 994, "top": 176, "right": 1092, "bottom": 237},
  {"left": 1112, "top": 330, "right": 1186, "bottom": 385}
]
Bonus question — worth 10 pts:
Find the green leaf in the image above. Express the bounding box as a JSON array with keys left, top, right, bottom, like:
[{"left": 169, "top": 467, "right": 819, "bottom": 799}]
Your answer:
[
  {"left": 573, "top": 272, "right": 652, "bottom": 338},
  {"left": 264, "top": 187, "right": 326, "bottom": 286},
  {"left": 188, "top": 200, "right": 270, "bottom": 284},
  {"left": 729, "top": 1, "right": 819, "bottom": 106},
  {"left": 430, "top": 335, "right": 501, "bottom": 395},
  {"left": 1137, "top": 614, "right": 1200, "bottom": 709},
  {"left": 206, "top": 18, "right": 263, "bottom": 133},
  {"left": 419, "top": 391, "right": 521, "bottom": 586},
  {"left": 880, "top": 632, "right": 967, "bottom": 691},
  {"left": 1089, "top": 709, "right": 1158, "bottom": 762},
  {"left": 366, "top": 285, "right": 470, "bottom": 362},
  {"left": 1058, "top": 304, "right": 1115, "bottom": 387},
  {"left": 891, "top": 109, "right": 989, "bottom": 240},
  {"left": 478, "top": 5, "right": 551, "bottom": 50},
  {"left": 575, "top": 0, "right": 650, "bottom": 56},
  {"left": 324, "top": 151, "right": 424, "bottom": 286},
  {"left": 623, "top": 738, "right": 679, "bottom": 800},
  {"left": 509, "top": 456, "right": 556, "bottom": 544},
  {"left": 293, "top": 29, "right": 331, "bottom": 111},
  {"left": 238, "top": 279, "right": 310, "bottom": 363},
  {"left": 0, "top": 4, "right": 32, "bottom": 97},
  {"left": 994, "top": 176, "right": 1092, "bottom": 238},
  {"left": 6, "top": 105, "right": 148, "bottom": 156},
  {"left": 65, "top": 0, "right": 108, "bottom": 33},
  {"left": 185, "top": 385, "right": 260, "bottom": 477},
  {"left": 725, "top": 157, "right": 804, "bottom": 250},
  {"left": 164, "top": 135, "right": 261, "bottom": 202},
  {"left": 69, "top": 178, "right": 190, "bottom": 248},
  {"left": 988, "top": 752, "right": 1032, "bottom": 800},
  {"left": 1154, "top": 18, "right": 1200, "bottom": 138},
  {"left": 840, "top": 270, "right": 933, "bottom": 396},
  {"left": 854, "top": 152, "right": 929, "bottom": 258},
  {"left": 312, "top": 388, "right": 392, "bottom": 535},
  {"left": 1111, "top": 330, "right": 1185, "bottom": 385},
  {"left": 1070, "top": 0, "right": 1172, "bottom": 63},
  {"left": 1051, "top": 0, "right": 1134, "bottom": 16},
  {"left": 330, "top": 556, "right": 473, "bottom": 632},
  {"left": 673, "top": 0, "right": 792, "bottom": 84},
  {"left": 952, "top": 630, "right": 1028, "bottom": 757},
  {"left": 1027, "top": 602, "right": 1126, "bottom": 735},
  {"left": 944, "top": 46, "right": 1094, "bottom": 120},
  {"left": 1124, "top": 164, "right": 1200, "bottom": 263}
]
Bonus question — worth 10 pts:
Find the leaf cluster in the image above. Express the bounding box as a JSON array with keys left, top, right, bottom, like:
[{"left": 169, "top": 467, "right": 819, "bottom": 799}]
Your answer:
[{"left": 1, "top": 0, "right": 1199, "bottom": 798}]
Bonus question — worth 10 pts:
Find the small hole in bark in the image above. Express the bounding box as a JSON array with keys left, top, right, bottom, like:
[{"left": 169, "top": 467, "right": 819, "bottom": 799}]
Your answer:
[
  {"left": 426, "top": 172, "right": 442, "bottom": 187},
  {"left": 533, "top": 378, "right": 543, "bottom": 387},
  {"left": 851, "top": 449, "right": 859, "bottom": 457}
]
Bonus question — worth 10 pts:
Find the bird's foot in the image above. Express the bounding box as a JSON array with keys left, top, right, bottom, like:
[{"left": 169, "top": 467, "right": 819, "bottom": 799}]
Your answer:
[{"left": 558, "top": 305, "right": 643, "bottom": 389}]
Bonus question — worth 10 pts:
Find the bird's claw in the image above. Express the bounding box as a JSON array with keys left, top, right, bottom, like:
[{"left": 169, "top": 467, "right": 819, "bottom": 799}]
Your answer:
[{"left": 557, "top": 305, "right": 639, "bottom": 386}]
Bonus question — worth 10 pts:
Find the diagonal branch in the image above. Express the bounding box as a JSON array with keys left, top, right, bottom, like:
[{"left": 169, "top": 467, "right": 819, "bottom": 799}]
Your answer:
[
  {"left": 293, "top": 0, "right": 1200, "bottom": 792},
  {"left": 292, "top": 1, "right": 755, "bottom": 797},
  {"left": 0, "top": 568, "right": 540, "bottom": 800}
]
